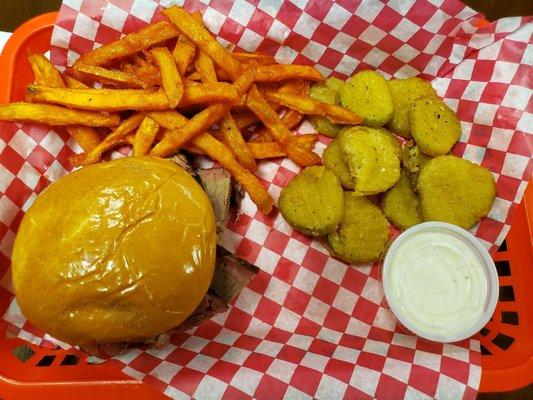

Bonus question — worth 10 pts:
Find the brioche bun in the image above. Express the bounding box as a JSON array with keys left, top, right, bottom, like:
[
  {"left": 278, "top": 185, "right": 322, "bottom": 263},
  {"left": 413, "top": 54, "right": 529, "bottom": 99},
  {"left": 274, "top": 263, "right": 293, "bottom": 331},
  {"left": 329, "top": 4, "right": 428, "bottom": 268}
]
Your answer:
[{"left": 12, "top": 156, "right": 216, "bottom": 346}]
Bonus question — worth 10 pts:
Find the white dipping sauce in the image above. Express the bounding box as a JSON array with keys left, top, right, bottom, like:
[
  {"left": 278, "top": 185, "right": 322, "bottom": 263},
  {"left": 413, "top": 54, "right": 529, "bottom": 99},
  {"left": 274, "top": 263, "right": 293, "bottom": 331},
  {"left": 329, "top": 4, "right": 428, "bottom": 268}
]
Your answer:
[{"left": 384, "top": 228, "right": 489, "bottom": 339}]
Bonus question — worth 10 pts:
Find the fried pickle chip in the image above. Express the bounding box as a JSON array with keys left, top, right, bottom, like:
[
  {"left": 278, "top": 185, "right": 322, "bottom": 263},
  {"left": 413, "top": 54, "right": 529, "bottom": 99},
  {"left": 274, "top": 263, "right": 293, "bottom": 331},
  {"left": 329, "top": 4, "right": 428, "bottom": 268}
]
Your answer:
[
  {"left": 339, "top": 126, "right": 400, "bottom": 194},
  {"left": 418, "top": 155, "right": 496, "bottom": 229},
  {"left": 409, "top": 97, "right": 461, "bottom": 156},
  {"left": 401, "top": 140, "right": 433, "bottom": 190},
  {"left": 309, "top": 77, "right": 345, "bottom": 137},
  {"left": 279, "top": 166, "right": 344, "bottom": 236},
  {"left": 339, "top": 70, "right": 393, "bottom": 127},
  {"left": 382, "top": 172, "right": 422, "bottom": 230},
  {"left": 323, "top": 138, "right": 355, "bottom": 190},
  {"left": 378, "top": 127, "right": 401, "bottom": 158},
  {"left": 328, "top": 194, "right": 390, "bottom": 263},
  {"left": 387, "top": 77, "right": 437, "bottom": 138}
]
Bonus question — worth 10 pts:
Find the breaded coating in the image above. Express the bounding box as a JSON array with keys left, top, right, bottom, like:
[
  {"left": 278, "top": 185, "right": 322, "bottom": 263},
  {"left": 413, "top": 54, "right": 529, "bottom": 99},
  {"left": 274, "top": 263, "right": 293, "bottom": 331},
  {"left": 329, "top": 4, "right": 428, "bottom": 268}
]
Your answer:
[
  {"left": 279, "top": 166, "right": 344, "bottom": 236},
  {"left": 328, "top": 194, "right": 390, "bottom": 263},
  {"left": 387, "top": 77, "right": 437, "bottom": 138},
  {"left": 418, "top": 155, "right": 496, "bottom": 229},
  {"left": 382, "top": 172, "right": 422, "bottom": 230},
  {"left": 340, "top": 70, "right": 393, "bottom": 127},
  {"left": 409, "top": 96, "right": 461, "bottom": 156}
]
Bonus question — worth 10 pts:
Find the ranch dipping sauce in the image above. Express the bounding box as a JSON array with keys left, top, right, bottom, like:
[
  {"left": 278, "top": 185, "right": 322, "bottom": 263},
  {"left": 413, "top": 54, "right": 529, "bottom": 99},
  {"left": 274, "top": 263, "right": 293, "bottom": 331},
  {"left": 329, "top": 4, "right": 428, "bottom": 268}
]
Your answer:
[{"left": 382, "top": 222, "right": 499, "bottom": 343}]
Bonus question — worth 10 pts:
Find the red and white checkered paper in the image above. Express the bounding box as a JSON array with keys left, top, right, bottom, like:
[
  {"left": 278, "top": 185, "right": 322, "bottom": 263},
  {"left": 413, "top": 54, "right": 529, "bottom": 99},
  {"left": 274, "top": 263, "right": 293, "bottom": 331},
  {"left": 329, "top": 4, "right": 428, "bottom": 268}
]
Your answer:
[{"left": 1, "top": 0, "right": 532, "bottom": 398}]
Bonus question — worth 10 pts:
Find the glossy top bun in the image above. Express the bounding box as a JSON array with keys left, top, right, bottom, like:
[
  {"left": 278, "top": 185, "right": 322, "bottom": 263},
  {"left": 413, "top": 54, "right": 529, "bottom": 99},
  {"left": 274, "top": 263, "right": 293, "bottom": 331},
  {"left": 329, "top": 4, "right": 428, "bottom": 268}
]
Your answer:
[{"left": 12, "top": 157, "right": 216, "bottom": 346}]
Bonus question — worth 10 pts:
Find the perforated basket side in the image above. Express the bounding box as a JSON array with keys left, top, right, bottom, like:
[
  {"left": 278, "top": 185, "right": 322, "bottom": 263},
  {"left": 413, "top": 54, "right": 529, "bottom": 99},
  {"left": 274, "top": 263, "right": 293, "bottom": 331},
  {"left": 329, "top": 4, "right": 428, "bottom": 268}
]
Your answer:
[
  {"left": 0, "top": 331, "right": 166, "bottom": 400},
  {"left": 477, "top": 182, "right": 533, "bottom": 392}
]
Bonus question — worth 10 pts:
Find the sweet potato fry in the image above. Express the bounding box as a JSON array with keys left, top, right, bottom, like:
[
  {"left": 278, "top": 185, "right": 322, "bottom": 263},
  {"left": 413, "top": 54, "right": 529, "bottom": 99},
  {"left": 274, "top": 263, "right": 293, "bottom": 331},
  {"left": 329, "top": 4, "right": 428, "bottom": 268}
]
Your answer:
[
  {"left": 26, "top": 83, "right": 239, "bottom": 111},
  {"left": 246, "top": 85, "right": 321, "bottom": 167},
  {"left": 148, "top": 110, "right": 188, "bottom": 130},
  {"left": 186, "top": 71, "right": 201, "bottom": 81},
  {"left": 133, "top": 116, "right": 160, "bottom": 156},
  {"left": 247, "top": 134, "right": 317, "bottom": 159},
  {"left": 163, "top": 6, "right": 242, "bottom": 81},
  {"left": 192, "top": 58, "right": 281, "bottom": 81},
  {"left": 207, "top": 129, "right": 224, "bottom": 142},
  {"left": 253, "top": 80, "right": 309, "bottom": 141},
  {"left": 220, "top": 113, "right": 257, "bottom": 171},
  {"left": 72, "top": 113, "right": 145, "bottom": 166},
  {"left": 28, "top": 53, "right": 64, "bottom": 86},
  {"left": 142, "top": 50, "right": 157, "bottom": 65},
  {"left": 282, "top": 109, "right": 305, "bottom": 129},
  {"left": 150, "top": 102, "right": 230, "bottom": 157},
  {"left": 75, "top": 21, "right": 179, "bottom": 66},
  {"left": 253, "top": 108, "right": 304, "bottom": 142},
  {"left": 121, "top": 62, "right": 137, "bottom": 74},
  {"left": 187, "top": 66, "right": 231, "bottom": 82},
  {"left": 123, "top": 134, "right": 136, "bottom": 146},
  {"left": 66, "top": 125, "right": 103, "bottom": 152},
  {"left": 26, "top": 85, "right": 169, "bottom": 111},
  {"left": 133, "top": 55, "right": 151, "bottom": 68},
  {"left": 251, "top": 128, "right": 273, "bottom": 143},
  {"left": 233, "top": 110, "right": 261, "bottom": 129},
  {"left": 71, "top": 64, "right": 146, "bottom": 88},
  {"left": 151, "top": 64, "right": 256, "bottom": 157},
  {"left": 131, "top": 56, "right": 163, "bottom": 86},
  {"left": 214, "top": 67, "right": 232, "bottom": 82},
  {"left": 281, "top": 80, "right": 310, "bottom": 96},
  {"left": 179, "top": 82, "right": 239, "bottom": 106},
  {"left": 254, "top": 65, "right": 323, "bottom": 82},
  {"left": 151, "top": 47, "right": 184, "bottom": 108},
  {"left": 195, "top": 50, "right": 218, "bottom": 83},
  {"left": 173, "top": 34, "right": 196, "bottom": 76},
  {"left": 233, "top": 52, "right": 277, "bottom": 66},
  {"left": 191, "top": 12, "right": 217, "bottom": 84},
  {"left": 28, "top": 54, "right": 103, "bottom": 151},
  {"left": 192, "top": 133, "right": 274, "bottom": 214},
  {"left": 136, "top": 67, "right": 162, "bottom": 86},
  {"left": 63, "top": 76, "right": 89, "bottom": 89},
  {"left": 57, "top": 76, "right": 103, "bottom": 151},
  {"left": 187, "top": 133, "right": 317, "bottom": 159},
  {"left": 232, "top": 100, "right": 285, "bottom": 130},
  {"left": 0, "top": 103, "right": 120, "bottom": 127},
  {"left": 264, "top": 92, "right": 363, "bottom": 125}
]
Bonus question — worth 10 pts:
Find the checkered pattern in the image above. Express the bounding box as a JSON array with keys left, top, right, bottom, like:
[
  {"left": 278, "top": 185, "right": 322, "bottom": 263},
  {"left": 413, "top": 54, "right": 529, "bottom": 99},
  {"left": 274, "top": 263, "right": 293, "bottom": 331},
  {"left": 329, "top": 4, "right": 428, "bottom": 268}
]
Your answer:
[{"left": 1, "top": 0, "right": 532, "bottom": 398}]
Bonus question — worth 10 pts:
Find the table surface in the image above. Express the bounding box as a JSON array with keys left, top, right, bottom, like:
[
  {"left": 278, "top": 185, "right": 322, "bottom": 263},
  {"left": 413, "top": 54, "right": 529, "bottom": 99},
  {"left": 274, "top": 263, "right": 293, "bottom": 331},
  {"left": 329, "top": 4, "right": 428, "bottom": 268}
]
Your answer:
[{"left": 0, "top": 1, "right": 531, "bottom": 399}]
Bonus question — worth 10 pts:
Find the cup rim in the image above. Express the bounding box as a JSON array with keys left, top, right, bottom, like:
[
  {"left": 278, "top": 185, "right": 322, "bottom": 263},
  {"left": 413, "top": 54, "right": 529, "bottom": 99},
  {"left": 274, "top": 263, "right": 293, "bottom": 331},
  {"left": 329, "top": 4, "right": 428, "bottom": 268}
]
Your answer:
[{"left": 382, "top": 221, "right": 499, "bottom": 343}]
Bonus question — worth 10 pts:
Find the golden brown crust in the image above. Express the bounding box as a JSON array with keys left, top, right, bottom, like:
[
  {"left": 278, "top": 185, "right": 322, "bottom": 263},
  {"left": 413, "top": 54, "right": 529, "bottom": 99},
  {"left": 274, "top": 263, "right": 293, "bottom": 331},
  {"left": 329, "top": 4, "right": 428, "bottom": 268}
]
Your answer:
[{"left": 12, "top": 156, "right": 216, "bottom": 346}]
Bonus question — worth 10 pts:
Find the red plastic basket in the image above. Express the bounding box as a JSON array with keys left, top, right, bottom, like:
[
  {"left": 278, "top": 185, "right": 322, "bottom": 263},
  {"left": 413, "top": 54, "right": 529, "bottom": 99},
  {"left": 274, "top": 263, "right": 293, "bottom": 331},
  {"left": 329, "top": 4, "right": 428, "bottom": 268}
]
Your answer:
[{"left": 0, "top": 12, "right": 531, "bottom": 399}]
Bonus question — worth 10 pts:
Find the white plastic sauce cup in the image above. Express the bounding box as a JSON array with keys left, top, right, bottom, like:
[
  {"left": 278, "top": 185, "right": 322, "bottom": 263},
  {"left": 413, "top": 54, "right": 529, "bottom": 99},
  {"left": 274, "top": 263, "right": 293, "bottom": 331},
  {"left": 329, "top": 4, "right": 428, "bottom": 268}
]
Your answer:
[{"left": 382, "top": 222, "right": 499, "bottom": 343}]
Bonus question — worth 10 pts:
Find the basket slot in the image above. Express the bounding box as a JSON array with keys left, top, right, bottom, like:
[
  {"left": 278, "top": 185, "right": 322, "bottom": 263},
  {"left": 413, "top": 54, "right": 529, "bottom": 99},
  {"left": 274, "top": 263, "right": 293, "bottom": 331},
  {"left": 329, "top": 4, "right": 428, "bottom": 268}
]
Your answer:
[
  {"left": 60, "top": 354, "right": 79, "bottom": 366},
  {"left": 495, "top": 260, "right": 511, "bottom": 276},
  {"left": 479, "top": 338, "right": 507, "bottom": 355},
  {"left": 479, "top": 320, "right": 497, "bottom": 336},
  {"left": 500, "top": 311, "right": 519, "bottom": 325},
  {"left": 497, "top": 240, "right": 507, "bottom": 252},
  {"left": 487, "top": 320, "right": 520, "bottom": 338},
  {"left": 479, "top": 327, "right": 490, "bottom": 336},
  {"left": 480, "top": 345, "right": 492, "bottom": 355},
  {"left": 491, "top": 333, "right": 515, "bottom": 350},
  {"left": 498, "top": 285, "right": 515, "bottom": 302},
  {"left": 36, "top": 355, "right": 56, "bottom": 367}
]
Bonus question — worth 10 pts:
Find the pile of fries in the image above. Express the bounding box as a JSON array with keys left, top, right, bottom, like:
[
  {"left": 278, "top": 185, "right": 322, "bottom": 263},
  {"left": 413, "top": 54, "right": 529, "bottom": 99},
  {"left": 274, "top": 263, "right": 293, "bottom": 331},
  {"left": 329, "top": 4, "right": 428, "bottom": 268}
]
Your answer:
[{"left": 0, "top": 6, "right": 362, "bottom": 214}]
